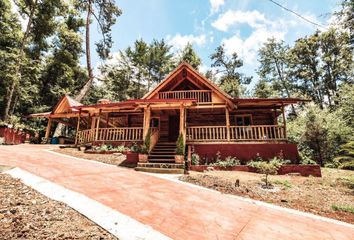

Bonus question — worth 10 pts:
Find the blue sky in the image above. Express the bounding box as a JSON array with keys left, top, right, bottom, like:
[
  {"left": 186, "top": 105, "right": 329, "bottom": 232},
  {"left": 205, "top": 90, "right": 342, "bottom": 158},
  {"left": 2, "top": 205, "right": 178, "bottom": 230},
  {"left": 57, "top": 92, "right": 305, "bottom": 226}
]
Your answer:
[{"left": 90, "top": 0, "right": 341, "bottom": 87}]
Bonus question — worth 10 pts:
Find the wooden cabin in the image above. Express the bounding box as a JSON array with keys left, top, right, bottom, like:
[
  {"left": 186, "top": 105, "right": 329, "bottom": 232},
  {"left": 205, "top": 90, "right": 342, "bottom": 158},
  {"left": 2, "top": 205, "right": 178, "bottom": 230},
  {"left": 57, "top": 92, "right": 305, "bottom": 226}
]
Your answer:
[{"left": 31, "top": 63, "right": 306, "bottom": 166}]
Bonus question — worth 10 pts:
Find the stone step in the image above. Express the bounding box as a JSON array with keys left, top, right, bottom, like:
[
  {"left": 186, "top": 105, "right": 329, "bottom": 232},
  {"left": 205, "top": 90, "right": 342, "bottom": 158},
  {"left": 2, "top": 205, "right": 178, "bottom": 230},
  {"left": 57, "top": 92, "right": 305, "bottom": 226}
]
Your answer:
[
  {"left": 148, "top": 159, "right": 176, "bottom": 163},
  {"left": 148, "top": 154, "right": 175, "bottom": 159},
  {"left": 137, "top": 162, "right": 184, "bottom": 169},
  {"left": 150, "top": 151, "right": 176, "bottom": 155},
  {"left": 135, "top": 168, "right": 184, "bottom": 173},
  {"left": 135, "top": 167, "right": 184, "bottom": 174}
]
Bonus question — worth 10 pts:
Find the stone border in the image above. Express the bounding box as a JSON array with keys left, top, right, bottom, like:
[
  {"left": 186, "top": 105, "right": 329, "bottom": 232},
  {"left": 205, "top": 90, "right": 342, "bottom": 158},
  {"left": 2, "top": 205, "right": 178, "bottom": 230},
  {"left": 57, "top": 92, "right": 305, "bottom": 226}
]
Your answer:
[{"left": 4, "top": 167, "right": 171, "bottom": 240}]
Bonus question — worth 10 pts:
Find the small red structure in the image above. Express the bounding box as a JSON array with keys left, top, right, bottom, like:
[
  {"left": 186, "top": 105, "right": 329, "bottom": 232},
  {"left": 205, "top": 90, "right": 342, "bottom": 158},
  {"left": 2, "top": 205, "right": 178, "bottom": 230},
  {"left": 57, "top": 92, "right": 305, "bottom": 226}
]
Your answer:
[{"left": 0, "top": 126, "right": 28, "bottom": 145}]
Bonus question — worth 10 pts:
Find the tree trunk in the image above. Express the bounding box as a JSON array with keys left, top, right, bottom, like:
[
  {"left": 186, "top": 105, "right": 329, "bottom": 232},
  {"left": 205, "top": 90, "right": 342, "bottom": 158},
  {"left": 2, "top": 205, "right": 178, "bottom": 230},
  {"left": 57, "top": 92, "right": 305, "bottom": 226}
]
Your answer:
[
  {"left": 54, "top": 1, "right": 93, "bottom": 137},
  {"left": 75, "top": 1, "right": 94, "bottom": 102}
]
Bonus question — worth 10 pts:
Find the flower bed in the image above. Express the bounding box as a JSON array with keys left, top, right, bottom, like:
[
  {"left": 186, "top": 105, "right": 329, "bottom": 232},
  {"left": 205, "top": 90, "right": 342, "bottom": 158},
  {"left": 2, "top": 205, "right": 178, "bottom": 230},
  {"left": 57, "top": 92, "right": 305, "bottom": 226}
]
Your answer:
[{"left": 190, "top": 164, "right": 321, "bottom": 177}]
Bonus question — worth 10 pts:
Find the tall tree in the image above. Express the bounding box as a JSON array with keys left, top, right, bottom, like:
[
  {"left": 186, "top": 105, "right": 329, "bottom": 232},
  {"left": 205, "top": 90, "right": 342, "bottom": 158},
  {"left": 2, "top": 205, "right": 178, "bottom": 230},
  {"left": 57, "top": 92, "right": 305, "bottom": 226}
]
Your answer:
[
  {"left": 2, "top": 0, "right": 68, "bottom": 121},
  {"left": 177, "top": 43, "right": 202, "bottom": 69},
  {"left": 38, "top": 11, "right": 87, "bottom": 110},
  {"left": 74, "top": 0, "right": 122, "bottom": 101},
  {"left": 253, "top": 79, "right": 278, "bottom": 98},
  {"left": 210, "top": 44, "right": 252, "bottom": 97}
]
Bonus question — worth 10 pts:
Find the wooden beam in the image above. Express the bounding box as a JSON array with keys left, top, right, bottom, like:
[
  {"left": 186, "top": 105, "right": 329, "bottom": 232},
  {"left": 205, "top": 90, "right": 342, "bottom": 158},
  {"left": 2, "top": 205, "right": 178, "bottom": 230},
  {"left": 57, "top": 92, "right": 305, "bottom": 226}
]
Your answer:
[
  {"left": 179, "top": 104, "right": 186, "bottom": 143},
  {"left": 44, "top": 118, "right": 52, "bottom": 141}
]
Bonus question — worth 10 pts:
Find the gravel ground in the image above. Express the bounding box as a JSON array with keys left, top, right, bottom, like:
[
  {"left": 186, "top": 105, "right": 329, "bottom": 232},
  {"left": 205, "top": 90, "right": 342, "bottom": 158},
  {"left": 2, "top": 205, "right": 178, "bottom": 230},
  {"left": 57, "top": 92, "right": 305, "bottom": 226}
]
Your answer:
[
  {"left": 0, "top": 169, "right": 117, "bottom": 240},
  {"left": 180, "top": 168, "right": 354, "bottom": 224}
]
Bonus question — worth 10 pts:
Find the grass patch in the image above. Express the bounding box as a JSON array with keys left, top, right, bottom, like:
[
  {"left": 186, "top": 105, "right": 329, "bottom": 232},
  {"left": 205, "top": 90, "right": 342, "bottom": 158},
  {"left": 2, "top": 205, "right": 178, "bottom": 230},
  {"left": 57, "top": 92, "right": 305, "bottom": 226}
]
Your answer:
[
  {"left": 273, "top": 179, "right": 292, "bottom": 188},
  {"left": 331, "top": 205, "right": 354, "bottom": 213},
  {"left": 336, "top": 176, "right": 354, "bottom": 189}
]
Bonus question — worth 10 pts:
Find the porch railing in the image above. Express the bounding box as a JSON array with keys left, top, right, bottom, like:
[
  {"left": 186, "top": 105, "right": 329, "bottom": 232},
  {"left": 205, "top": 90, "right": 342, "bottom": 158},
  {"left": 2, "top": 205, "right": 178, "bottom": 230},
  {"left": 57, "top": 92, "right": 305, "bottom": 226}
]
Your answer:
[
  {"left": 158, "top": 90, "right": 212, "bottom": 102},
  {"left": 186, "top": 125, "right": 286, "bottom": 142},
  {"left": 77, "top": 127, "right": 143, "bottom": 144}
]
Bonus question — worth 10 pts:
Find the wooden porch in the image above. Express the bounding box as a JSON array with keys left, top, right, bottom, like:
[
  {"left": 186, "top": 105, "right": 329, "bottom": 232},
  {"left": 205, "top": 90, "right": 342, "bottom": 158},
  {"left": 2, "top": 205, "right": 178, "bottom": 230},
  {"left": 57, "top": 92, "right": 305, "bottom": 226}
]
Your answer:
[{"left": 75, "top": 124, "right": 287, "bottom": 144}]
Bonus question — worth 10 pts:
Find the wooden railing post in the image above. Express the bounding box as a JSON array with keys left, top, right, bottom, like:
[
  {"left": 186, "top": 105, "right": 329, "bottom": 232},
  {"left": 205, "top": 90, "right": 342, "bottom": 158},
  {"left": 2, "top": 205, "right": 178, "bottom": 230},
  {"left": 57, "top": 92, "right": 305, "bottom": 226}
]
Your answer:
[{"left": 225, "top": 107, "right": 230, "bottom": 142}]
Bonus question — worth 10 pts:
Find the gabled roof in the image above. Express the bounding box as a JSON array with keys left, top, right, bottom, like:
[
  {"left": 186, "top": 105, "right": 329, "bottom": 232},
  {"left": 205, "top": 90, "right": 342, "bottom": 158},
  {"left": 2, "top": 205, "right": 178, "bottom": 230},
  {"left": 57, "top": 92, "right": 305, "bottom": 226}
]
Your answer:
[
  {"left": 142, "top": 62, "right": 234, "bottom": 107},
  {"left": 52, "top": 95, "right": 82, "bottom": 114}
]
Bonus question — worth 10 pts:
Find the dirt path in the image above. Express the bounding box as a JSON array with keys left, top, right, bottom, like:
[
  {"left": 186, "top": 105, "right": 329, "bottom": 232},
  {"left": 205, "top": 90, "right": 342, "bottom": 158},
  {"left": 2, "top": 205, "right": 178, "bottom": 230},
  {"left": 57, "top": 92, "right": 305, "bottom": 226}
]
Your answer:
[
  {"left": 0, "top": 171, "right": 117, "bottom": 239},
  {"left": 180, "top": 169, "right": 354, "bottom": 224}
]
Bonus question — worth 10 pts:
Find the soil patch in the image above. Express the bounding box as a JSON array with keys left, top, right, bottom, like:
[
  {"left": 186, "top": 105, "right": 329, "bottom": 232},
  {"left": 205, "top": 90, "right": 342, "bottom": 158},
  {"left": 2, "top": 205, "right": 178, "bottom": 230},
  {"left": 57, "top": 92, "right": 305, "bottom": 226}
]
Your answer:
[
  {"left": 180, "top": 168, "right": 354, "bottom": 224},
  {"left": 0, "top": 173, "right": 117, "bottom": 239},
  {"left": 53, "top": 148, "right": 135, "bottom": 167}
]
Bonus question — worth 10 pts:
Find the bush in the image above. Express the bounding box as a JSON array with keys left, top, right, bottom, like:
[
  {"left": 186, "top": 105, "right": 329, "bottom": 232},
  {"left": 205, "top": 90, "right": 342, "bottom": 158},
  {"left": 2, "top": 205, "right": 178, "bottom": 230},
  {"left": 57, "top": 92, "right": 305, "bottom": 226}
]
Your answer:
[
  {"left": 211, "top": 156, "right": 240, "bottom": 167},
  {"left": 333, "top": 141, "right": 354, "bottom": 170},
  {"left": 138, "top": 128, "right": 152, "bottom": 154},
  {"left": 191, "top": 153, "right": 200, "bottom": 165},
  {"left": 248, "top": 157, "right": 286, "bottom": 187},
  {"left": 176, "top": 133, "right": 185, "bottom": 155}
]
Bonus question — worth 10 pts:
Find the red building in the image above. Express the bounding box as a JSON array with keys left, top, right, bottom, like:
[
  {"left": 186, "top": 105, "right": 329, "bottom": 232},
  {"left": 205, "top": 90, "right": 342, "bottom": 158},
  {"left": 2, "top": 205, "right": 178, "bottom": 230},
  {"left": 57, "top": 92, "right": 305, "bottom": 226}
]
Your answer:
[{"left": 31, "top": 63, "right": 307, "bottom": 170}]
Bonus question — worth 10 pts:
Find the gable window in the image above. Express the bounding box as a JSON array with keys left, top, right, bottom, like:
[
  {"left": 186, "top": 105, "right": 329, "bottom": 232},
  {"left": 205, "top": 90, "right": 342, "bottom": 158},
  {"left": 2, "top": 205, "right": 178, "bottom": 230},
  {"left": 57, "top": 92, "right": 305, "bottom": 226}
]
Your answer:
[{"left": 232, "top": 114, "right": 252, "bottom": 126}]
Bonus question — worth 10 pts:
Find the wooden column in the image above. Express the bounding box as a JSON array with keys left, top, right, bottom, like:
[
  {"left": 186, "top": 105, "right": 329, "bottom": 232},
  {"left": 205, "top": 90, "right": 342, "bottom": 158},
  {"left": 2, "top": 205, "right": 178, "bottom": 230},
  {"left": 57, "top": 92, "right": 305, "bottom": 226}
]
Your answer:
[
  {"left": 143, "top": 106, "right": 151, "bottom": 140},
  {"left": 225, "top": 107, "right": 230, "bottom": 142},
  {"left": 179, "top": 104, "right": 185, "bottom": 141},
  {"left": 281, "top": 104, "right": 287, "bottom": 139},
  {"left": 44, "top": 117, "right": 52, "bottom": 142},
  {"left": 95, "top": 110, "right": 101, "bottom": 141},
  {"left": 75, "top": 112, "right": 81, "bottom": 145}
]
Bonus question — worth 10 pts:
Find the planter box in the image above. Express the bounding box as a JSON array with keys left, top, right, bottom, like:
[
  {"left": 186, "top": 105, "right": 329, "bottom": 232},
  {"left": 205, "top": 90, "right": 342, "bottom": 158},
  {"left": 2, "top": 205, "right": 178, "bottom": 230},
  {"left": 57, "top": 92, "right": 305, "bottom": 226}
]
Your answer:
[
  {"left": 175, "top": 155, "right": 184, "bottom": 164},
  {"left": 126, "top": 152, "right": 139, "bottom": 164},
  {"left": 190, "top": 164, "right": 321, "bottom": 177},
  {"left": 138, "top": 154, "right": 148, "bottom": 162}
]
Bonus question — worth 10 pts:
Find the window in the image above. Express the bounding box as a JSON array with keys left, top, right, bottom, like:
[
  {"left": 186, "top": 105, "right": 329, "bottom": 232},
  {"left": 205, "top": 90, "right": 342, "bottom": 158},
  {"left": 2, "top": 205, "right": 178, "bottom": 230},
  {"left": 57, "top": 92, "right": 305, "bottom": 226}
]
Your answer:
[{"left": 233, "top": 115, "right": 252, "bottom": 126}]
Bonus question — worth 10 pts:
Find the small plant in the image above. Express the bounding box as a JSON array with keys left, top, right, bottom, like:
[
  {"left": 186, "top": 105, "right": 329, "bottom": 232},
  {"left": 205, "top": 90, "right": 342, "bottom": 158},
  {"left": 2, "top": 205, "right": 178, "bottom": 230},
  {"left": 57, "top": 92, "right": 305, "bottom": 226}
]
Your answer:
[
  {"left": 248, "top": 157, "right": 286, "bottom": 188},
  {"left": 139, "top": 128, "right": 152, "bottom": 154},
  {"left": 191, "top": 153, "right": 200, "bottom": 165},
  {"left": 176, "top": 133, "right": 185, "bottom": 155},
  {"left": 115, "top": 144, "right": 127, "bottom": 152},
  {"left": 331, "top": 205, "right": 354, "bottom": 213},
  {"left": 130, "top": 142, "right": 139, "bottom": 153},
  {"left": 273, "top": 179, "right": 292, "bottom": 189},
  {"left": 212, "top": 156, "right": 240, "bottom": 167}
]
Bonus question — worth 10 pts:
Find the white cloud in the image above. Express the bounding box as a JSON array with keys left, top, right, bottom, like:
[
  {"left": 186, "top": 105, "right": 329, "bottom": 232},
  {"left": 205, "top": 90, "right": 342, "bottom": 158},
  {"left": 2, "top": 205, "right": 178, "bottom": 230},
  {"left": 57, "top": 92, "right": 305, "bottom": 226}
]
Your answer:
[
  {"left": 210, "top": 0, "right": 225, "bottom": 14},
  {"left": 211, "top": 10, "right": 287, "bottom": 64},
  {"left": 166, "top": 34, "right": 206, "bottom": 51},
  {"left": 212, "top": 10, "right": 270, "bottom": 31},
  {"left": 222, "top": 28, "right": 285, "bottom": 65}
]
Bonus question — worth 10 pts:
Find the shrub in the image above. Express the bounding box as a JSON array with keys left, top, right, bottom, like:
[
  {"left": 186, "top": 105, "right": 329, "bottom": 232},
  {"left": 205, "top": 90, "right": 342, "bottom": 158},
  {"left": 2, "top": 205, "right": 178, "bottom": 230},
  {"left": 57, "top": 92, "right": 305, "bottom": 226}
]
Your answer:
[
  {"left": 191, "top": 153, "right": 200, "bottom": 165},
  {"left": 211, "top": 156, "right": 240, "bottom": 167},
  {"left": 130, "top": 142, "right": 139, "bottom": 153},
  {"left": 138, "top": 128, "right": 152, "bottom": 154},
  {"left": 176, "top": 133, "right": 185, "bottom": 155},
  {"left": 248, "top": 157, "right": 285, "bottom": 187},
  {"left": 333, "top": 141, "right": 354, "bottom": 170},
  {"left": 115, "top": 144, "right": 127, "bottom": 152},
  {"left": 331, "top": 205, "right": 354, "bottom": 213}
]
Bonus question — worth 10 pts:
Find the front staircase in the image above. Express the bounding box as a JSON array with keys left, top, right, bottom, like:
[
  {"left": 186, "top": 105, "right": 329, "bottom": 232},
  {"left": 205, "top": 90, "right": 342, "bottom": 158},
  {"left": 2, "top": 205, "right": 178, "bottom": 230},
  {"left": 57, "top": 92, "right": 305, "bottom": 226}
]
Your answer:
[{"left": 135, "top": 142, "right": 184, "bottom": 174}]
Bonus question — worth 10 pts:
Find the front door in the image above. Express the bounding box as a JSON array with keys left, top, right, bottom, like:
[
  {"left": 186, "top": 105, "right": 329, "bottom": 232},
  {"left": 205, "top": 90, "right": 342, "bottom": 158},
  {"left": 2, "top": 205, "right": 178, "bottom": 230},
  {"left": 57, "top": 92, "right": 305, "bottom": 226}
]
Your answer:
[{"left": 168, "top": 115, "right": 179, "bottom": 142}]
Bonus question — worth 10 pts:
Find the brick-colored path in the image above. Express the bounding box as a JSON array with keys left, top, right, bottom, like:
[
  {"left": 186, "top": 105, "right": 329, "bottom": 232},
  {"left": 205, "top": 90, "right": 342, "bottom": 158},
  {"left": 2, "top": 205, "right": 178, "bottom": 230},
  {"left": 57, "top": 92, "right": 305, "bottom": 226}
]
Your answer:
[{"left": 0, "top": 144, "right": 353, "bottom": 239}]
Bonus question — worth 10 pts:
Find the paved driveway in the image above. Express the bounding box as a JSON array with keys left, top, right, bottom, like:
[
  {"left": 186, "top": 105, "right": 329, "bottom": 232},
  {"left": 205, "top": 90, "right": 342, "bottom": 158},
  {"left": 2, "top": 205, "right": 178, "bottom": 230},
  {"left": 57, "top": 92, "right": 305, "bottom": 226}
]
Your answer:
[{"left": 0, "top": 144, "right": 353, "bottom": 240}]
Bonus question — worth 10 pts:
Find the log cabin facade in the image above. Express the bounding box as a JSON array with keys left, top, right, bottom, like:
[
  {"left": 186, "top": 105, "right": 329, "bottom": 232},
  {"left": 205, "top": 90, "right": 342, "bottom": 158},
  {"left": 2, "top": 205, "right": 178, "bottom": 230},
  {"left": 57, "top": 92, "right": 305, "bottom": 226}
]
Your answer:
[{"left": 31, "top": 63, "right": 306, "bottom": 165}]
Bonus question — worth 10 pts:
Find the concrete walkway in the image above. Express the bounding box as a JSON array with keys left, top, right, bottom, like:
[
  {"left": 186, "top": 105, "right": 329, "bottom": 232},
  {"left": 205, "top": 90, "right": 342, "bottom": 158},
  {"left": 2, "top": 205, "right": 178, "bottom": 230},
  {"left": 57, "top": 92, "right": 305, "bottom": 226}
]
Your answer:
[{"left": 0, "top": 144, "right": 353, "bottom": 240}]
